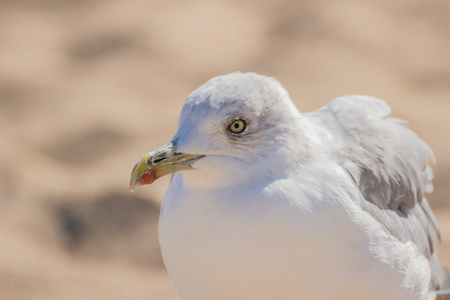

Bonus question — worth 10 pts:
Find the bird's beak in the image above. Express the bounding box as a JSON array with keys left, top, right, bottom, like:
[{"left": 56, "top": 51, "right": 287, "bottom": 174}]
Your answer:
[{"left": 129, "top": 142, "right": 204, "bottom": 191}]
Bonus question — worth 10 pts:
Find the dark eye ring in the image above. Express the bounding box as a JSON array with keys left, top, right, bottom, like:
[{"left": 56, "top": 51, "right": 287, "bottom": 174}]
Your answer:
[{"left": 227, "top": 119, "right": 246, "bottom": 134}]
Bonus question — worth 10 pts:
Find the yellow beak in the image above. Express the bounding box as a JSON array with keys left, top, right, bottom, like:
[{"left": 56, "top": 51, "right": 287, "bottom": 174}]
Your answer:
[{"left": 129, "top": 142, "right": 204, "bottom": 191}]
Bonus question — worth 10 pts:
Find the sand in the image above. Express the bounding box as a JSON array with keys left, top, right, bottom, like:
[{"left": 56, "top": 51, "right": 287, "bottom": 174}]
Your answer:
[{"left": 1, "top": 0, "right": 449, "bottom": 299}]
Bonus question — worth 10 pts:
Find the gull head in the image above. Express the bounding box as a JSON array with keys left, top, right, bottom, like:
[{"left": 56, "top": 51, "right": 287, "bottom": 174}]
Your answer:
[{"left": 130, "top": 72, "right": 305, "bottom": 190}]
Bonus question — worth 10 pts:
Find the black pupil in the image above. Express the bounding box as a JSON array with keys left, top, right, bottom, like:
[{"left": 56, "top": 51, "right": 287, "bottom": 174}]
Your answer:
[{"left": 234, "top": 123, "right": 240, "bottom": 128}]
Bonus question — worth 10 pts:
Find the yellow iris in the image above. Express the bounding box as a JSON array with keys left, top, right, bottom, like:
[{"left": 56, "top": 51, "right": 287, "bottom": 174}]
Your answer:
[{"left": 228, "top": 119, "right": 246, "bottom": 133}]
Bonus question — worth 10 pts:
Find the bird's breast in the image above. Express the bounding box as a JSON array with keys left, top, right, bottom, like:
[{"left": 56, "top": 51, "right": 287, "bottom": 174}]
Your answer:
[{"left": 157, "top": 175, "right": 429, "bottom": 300}]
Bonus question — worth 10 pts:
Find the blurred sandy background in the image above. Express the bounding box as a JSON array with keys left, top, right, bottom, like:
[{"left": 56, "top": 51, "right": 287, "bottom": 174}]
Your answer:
[{"left": 1, "top": 0, "right": 450, "bottom": 299}]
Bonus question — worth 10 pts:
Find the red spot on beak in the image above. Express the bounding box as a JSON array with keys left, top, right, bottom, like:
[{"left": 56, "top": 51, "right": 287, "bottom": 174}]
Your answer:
[{"left": 138, "top": 171, "right": 156, "bottom": 186}]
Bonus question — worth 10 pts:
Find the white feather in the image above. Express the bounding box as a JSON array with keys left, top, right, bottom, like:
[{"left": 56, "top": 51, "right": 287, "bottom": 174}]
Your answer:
[{"left": 157, "top": 72, "right": 447, "bottom": 300}]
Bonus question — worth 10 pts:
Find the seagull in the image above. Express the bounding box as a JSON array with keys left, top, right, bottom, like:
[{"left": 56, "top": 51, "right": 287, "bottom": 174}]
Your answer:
[{"left": 130, "top": 72, "right": 450, "bottom": 300}]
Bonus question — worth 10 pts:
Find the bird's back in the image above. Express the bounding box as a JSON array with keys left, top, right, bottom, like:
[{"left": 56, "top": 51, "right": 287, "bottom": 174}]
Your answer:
[{"left": 308, "top": 95, "right": 448, "bottom": 291}]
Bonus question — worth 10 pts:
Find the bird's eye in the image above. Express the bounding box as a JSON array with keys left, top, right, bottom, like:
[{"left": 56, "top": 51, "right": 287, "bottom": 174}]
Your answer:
[{"left": 228, "top": 119, "right": 246, "bottom": 134}]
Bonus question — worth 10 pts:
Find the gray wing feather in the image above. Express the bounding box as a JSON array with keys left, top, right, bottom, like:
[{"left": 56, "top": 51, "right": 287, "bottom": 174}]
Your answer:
[{"left": 313, "top": 95, "right": 445, "bottom": 289}]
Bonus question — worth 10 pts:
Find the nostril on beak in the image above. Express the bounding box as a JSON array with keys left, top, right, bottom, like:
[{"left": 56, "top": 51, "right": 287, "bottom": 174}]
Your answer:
[{"left": 152, "top": 156, "right": 167, "bottom": 164}]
